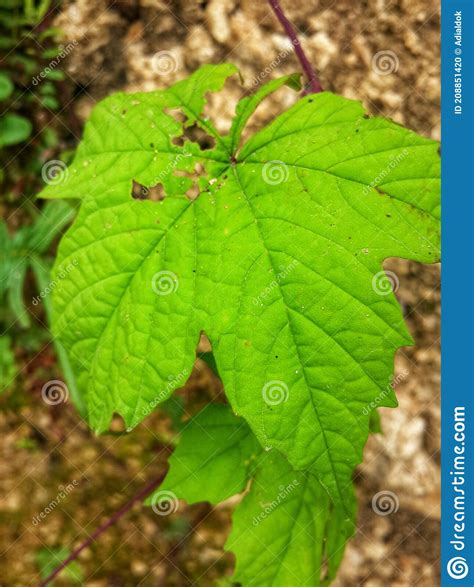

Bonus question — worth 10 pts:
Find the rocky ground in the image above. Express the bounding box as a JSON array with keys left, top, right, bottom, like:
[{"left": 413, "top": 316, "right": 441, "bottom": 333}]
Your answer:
[{"left": 0, "top": 0, "right": 440, "bottom": 585}]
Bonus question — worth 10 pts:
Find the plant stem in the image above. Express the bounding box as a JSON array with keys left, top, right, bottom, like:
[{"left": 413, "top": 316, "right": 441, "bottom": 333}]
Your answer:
[
  {"left": 38, "top": 472, "right": 167, "bottom": 586},
  {"left": 267, "top": 0, "right": 323, "bottom": 94}
]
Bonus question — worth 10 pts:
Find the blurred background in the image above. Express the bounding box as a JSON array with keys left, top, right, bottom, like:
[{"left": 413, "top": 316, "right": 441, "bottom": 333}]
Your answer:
[{"left": 0, "top": 0, "right": 440, "bottom": 585}]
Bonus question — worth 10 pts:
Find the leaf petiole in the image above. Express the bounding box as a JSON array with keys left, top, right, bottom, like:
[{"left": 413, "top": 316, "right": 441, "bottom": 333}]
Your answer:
[{"left": 267, "top": 0, "right": 323, "bottom": 94}]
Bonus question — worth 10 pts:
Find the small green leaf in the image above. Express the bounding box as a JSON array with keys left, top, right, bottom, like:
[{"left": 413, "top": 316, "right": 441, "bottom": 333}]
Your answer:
[
  {"left": 0, "top": 220, "right": 14, "bottom": 297},
  {"left": 0, "top": 335, "right": 16, "bottom": 393},
  {"left": 7, "top": 259, "right": 30, "bottom": 328},
  {"left": 40, "top": 96, "right": 60, "bottom": 110},
  {"left": 44, "top": 69, "right": 65, "bottom": 81},
  {"left": 151, "top": 403, "right": 261, "bottom": 504},
  {"left": 0, "top": 113, "right": 32, "bottom": 147},
  {"left": 0, "top": 71, "right": 14, "bottom": 100}
]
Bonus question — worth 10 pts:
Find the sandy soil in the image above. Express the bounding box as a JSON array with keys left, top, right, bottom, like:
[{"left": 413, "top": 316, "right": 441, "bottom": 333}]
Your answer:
[{"left": 0, "top": 1, "right": 440, "bottom": 585}]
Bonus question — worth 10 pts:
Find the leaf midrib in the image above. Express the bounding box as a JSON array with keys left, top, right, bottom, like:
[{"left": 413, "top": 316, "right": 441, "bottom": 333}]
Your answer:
[{"left": 231, "top": 164, "right": 350, "bottom": 511}]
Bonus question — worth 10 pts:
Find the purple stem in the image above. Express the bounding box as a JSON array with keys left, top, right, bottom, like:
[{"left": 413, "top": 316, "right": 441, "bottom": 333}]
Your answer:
[
  {"left": 38, "top": 472, "right": 167, "bottom": 587},
  {"left": 268, "top": 0, "right": 323, "bottom": 94}
]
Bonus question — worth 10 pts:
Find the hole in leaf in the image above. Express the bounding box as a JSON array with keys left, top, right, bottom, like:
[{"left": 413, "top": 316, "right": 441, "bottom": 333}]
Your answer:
[
  {"left": 185, "top": 182, "right": 200, "bottom": 201},
  {"left": 200, "top": 78, "right": 244, "bottom": 135},
  {"left": 164, "top": 107, "right": 188, "bottom": 125},
  {"left": 131, "top": 180, "right": 166, "bottom": 201},
  {"left": 198, "top": 333, "right": 212, "bottom": 353},
  {"left": 174, "top": 162, "right": 206, "bottom": 200},
  {"left": 171, "top": 123, "right": 216, "bottom": 150},
  {"left": 172, "top": 135, "right": 186, "bottom": 147}
]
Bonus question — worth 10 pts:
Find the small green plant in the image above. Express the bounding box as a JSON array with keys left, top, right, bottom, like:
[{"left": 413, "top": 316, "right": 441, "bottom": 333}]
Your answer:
[
  {"left": 0, "top": 70, "right": 32, "bottom": 148},
  {"left": 0, "top": 0, "right": 72, "bottom": 188},
  {"left": 0, "top": 200, "right": 83, "bottom": 409},
  {"left": 0, "top": 1, "right": 80, "bottom": 400},
  {"left": 0, "top": 200, "right": 74, "bottom": 331},
  {"left": 38, "top": 57, "right": 440, "bottom": 583}
]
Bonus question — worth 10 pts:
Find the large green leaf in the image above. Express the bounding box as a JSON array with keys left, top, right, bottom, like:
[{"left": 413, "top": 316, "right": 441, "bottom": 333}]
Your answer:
[{"left": 39, "top": 64, "right": 440, "bottom": 508}]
